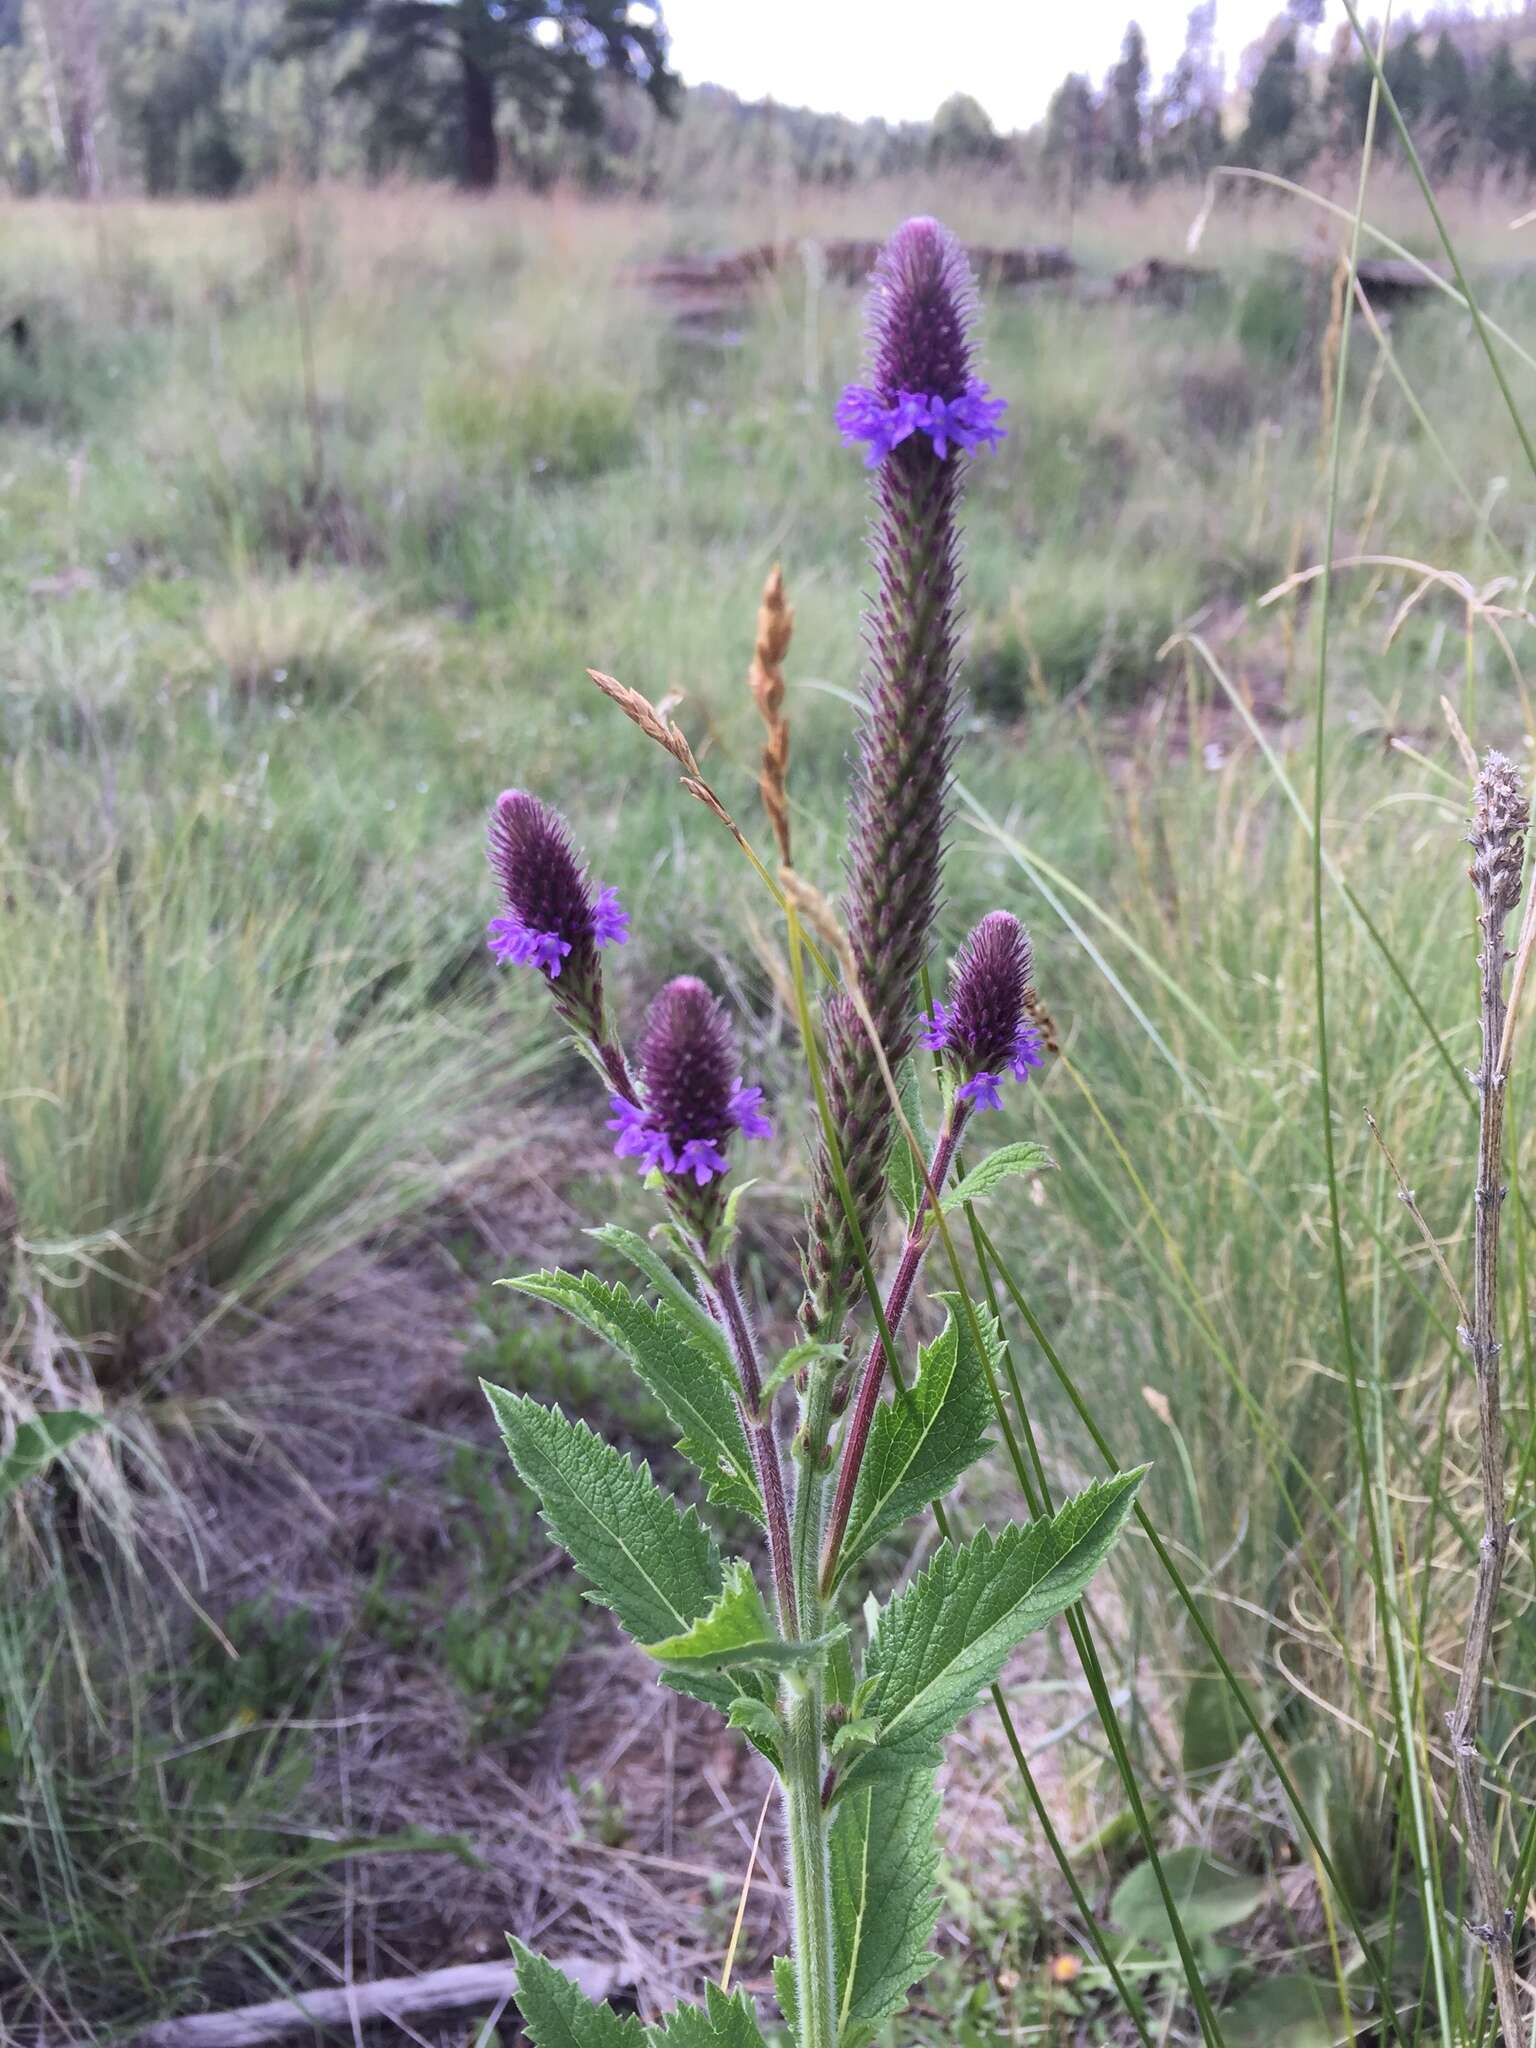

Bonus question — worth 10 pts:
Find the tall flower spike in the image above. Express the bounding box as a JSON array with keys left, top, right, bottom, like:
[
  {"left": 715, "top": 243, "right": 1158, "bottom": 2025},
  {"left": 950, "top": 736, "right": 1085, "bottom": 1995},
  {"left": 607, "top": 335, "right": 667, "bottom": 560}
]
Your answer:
[
  {"left": 608, "top": 976, "right": 772, "bottom": 1242},
  {"left": 805, "top": 218, "right": 988, "bottom": 1332},
  {"left": 486, "top": 789, "right": 627, "bottom": 1051},
  {"left": 920, "top": 911, "right": 1044, "bottom": 1111}
]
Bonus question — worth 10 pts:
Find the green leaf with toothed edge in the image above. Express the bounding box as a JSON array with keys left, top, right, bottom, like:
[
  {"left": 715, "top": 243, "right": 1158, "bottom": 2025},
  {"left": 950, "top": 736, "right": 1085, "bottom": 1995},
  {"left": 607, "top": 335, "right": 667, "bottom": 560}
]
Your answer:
[
  {"left": 884, "top": 1057, "right": 934, "bottom": 1225},
  {"left": 830, "top": 1298, "right": 995, "bottom": 1589},
  {"left": 646, "top": 1984, "right": 770, "bottom": 2046},
  {"left": 646, "top": 1559, "right": 847, "bottom": 1673},
  {"left": 839, "top": 1469, "right": 1148, "bottom": 1799},
  {"left": 509, "top": 1942, "right": 649, "bottom": 2048},
  {"left": 771, "top": 1957, "right": 798, "bottom": 2038},
  {"left": 938, "top": 1141, "right": 1054, "bottom": 1215},
  {"left": 505, "top": 1269, "right": 762, "bottom": 1522},
  {"left": 831, "top": 1761, "right": 941, "bottom": 2041},
  {"left": 484, "top": 1382, "right": 723, "bottom": 1644},
  {"left": 584, "top": 1223, "right": 734, "bottom": 1376},
  {"left": 483, "top": 1383, "right": 779, "bottom": 1760}
]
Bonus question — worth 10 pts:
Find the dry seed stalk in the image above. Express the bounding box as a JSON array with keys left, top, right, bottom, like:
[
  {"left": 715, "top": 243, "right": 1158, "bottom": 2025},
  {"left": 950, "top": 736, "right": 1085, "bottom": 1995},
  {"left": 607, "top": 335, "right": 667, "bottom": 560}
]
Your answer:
[
  {"left": 1449, "top": 749, "right": 1529, "bottom": 2048},
  {"left": 749, "top": 565, "right": 795, "bottom": 865}
]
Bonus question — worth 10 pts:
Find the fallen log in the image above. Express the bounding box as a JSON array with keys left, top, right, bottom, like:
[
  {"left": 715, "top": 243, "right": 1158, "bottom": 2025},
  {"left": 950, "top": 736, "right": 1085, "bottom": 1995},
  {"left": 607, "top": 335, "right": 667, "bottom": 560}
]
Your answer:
[
  {"left": 1113, "top": 255, "right": 1220, "bottom": 304},
  {"left": 128, "top": 1956, "right": 626, "bottom": 2048}
]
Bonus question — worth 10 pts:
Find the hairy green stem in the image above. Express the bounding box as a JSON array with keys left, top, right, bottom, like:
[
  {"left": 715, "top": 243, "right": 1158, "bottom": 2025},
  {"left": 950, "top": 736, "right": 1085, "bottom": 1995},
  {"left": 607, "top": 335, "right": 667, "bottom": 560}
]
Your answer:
[
  {"left": 782, "top": 1673, "right": 837, "bottom": 2048},
  {"left": 784, "top": 1356, "right": 837, "bottom": 2043}
]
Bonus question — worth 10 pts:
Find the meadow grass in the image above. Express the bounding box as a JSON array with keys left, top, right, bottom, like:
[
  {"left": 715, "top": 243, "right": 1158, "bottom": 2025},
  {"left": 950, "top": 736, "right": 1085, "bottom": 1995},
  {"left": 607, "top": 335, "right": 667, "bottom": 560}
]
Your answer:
[{"left": 3, "top": 168, "right": 1536, "bottom": 2038}]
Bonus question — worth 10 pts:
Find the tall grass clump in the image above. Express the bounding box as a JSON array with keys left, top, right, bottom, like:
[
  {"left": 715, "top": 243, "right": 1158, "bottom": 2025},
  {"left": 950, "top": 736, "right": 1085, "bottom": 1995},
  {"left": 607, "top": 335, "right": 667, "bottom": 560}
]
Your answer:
[{"left": 0, "top": 820, "right": 543, "bottom": 1365}]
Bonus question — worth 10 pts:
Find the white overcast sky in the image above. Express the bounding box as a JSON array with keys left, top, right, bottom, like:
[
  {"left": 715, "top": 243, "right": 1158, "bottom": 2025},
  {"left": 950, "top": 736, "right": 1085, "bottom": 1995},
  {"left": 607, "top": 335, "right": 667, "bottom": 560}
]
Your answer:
[{"left": 659, "top": 1, "right": 1528, "bottom": 130}]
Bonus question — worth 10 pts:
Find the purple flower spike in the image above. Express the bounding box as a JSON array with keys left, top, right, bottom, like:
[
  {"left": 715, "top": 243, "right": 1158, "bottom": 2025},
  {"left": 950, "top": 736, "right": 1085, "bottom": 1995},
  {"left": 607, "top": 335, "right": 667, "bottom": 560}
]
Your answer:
[
  {"left": 609, "top": 978, "right": 772, "bottom": 1231},
  {"left": 957, "top": 1072, "right": 1006, "bottom": 1113},
  {"left": 923, "top": 911, "right": 1043, "bottom": 1114},
  {"left": 486, "top": 789, "right": 619, "bottom": 1045},
  {"left": 806, "top": 215, "right": 988, "bottom": 1332}
]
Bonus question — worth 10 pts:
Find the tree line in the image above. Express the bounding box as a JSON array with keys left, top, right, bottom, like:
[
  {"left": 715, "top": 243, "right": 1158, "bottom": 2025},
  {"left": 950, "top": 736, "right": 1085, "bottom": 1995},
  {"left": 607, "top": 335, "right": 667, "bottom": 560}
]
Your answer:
[
  {"left": 1039, "top": 2, "right": 1536, "bottom": 198},
  {"left": 3, "top": 0, "right": 1536, "bottom": 200}
]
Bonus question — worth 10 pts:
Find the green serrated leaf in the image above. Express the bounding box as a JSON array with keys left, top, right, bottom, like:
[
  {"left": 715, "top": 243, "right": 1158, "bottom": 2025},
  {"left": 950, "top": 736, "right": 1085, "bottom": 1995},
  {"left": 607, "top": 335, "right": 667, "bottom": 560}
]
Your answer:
[
  {"left": 645, "top": 1983, "right": 768, "bottom": 2046},
  {"left": 759, "top": 1338, "right": 843, "bottom": 1412},
  {"left": 726, "top": 1695, "right": 783, "bottom": 1746},
  {"left": 647, "top": 1560, "right": 846, "bottom": 1673},
  {"left": 510, "top": 1941, "right": 648, "bottom": 2048},
  {"left": 829, "top": 1716, "right": 881, "bottom": 1762},
  {"left": 843, "top": 1469, "right": 1146, "bottom": 1794},
  {"left": 831, "top": 1762, "right": 941, "bottom": 2037},
  {"left": 830, "top": 1301, "right": 995, "bottom": 1588},
  {"left": 706, "top": 1178, "right": 760, "bottom": 1265},
  {"left": 507, "top": 1270, "right": 761, "bottom": 1522},
  {"left": 885, "top": 1058, "right": 934, "bottom": 1225},
  {"left": 584, "top": 1224, "right": 734, "bottom": 1376},
  {"left": 483, "top": 1383, "right": 722, "bottom": 1646},
  {"left": 0, "top": 1409, "right": 100, "bottom": 1504},
  {"left": 771, "top": 1956, "right": 798, "bottom": 2037},
  {"left": 938, "top": 1142, "right": 1054, "bottom": 1215}
]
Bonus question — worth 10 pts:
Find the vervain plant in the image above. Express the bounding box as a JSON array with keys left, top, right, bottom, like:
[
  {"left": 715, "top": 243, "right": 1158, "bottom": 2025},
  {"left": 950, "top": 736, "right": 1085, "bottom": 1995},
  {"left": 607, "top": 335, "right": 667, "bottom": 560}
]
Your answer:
[{"left": 476, "top": 219, "right": 1142, "bottom": 2046}]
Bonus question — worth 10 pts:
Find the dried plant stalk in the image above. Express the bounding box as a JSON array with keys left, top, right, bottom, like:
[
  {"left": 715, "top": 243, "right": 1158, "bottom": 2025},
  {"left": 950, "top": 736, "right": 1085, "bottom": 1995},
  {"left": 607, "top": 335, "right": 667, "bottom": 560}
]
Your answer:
[
  {"left": 749, "top": 565, "right": 794, "bottom": 865},
  {"left": 586, "top": 668, "right": 701, "bottom": 777},
  {"left": 1449, "top": 750, "right": 1529, "bottom": 2048}
]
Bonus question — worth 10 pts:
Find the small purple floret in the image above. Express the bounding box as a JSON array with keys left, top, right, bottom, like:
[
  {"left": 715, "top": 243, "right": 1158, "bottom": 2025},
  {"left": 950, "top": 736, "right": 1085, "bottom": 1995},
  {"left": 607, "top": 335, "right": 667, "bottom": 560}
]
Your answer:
[
  {"left": 957, "top": 1072, "right": 1006, "bottom": 1112},
  {"left": 592, "top": 885, "right": 629, "bottom": 948},
  {"left": 729, "top": 1081, "right": 773, "bottom": 1139},
  {"left": 836, "top": 384, "right": 928, "bottom": 467},
  {"left": 1009, "top": 1023, "right": 1045, "bottom": 1081},
  {"left": 918, "top": 1001, "right": 952, "bottom": 1052},
  {"left": 607, "top": 1094, "right": 671, "bottom": 1173},
  {"left": 675, "top": 1138, "right": 731, "bottom": 1185},
  {"left": 486, "top": 913, "right": 573, "bottom": 977},
  {"left": 835, "top": 378, "right": 1007, "bottom": 467}
]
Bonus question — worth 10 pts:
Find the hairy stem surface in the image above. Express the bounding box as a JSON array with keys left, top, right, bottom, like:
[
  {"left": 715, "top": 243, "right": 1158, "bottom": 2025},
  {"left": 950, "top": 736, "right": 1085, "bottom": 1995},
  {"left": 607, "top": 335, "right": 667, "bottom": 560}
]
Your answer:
[
  {"left": 710, "top": 1262, "right": 798, "bottom": 1639},
  {"left": 1449, "top": 770, "right": 1527, "bottom": 2048},
  {"left": 819, "top": 1110, "right": 967, "bottom": 1593},
  {"left": 782, "top": 1674, "right": 836, "bottom": 2048}
]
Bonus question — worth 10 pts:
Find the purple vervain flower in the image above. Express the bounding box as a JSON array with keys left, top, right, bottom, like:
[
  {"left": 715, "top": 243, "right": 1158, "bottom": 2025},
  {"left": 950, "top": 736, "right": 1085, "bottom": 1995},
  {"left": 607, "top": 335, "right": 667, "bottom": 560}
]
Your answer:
[
  {"left": 920, "top": 911, "right": 1044, "bottom": 1112},
  {"left": 837, "top": 379, "right": 1007, "bottom": 467},
  {"left": 957, "top": 1072, "right": 1006, "bottom": 1112},
  {"left": 610, "top": 977, "right": 772, "bottom": 1233},
  {"left": 486, "top": 788, "right": 625, "bottom": 1046},
  {"left": 806, "top": 216, "right": 993, "bottom": 1333},
  {"left": 835, "top": 385, "right": 927, "bottom": 466}
]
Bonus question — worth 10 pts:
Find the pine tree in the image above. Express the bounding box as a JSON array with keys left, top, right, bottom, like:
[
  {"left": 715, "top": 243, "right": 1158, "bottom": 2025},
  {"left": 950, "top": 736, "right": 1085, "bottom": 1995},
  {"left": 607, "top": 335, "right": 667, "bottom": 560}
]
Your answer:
[
  {"left": 1106, "top": 21, "right": 1149, "bottom": 185},
  {"left": 1239, "top": 29, "right": 1305, "bottom": 170},
  {"left": 1424, "top": 28, "right": 1471, "bottom": 176},
  {"left": 1481, "top": 42, "right": 1535, "bottom": 184},
  {"left": 1042, "top": 71, "right": 1098, "bottom": 207},
  {"left": 1381, "top": 27, "right": 1428, "bottom": 151},
  {"left": 1153, "top": 1, "right": 1224, "bottom": 178},
  {"left": 278, "top": 0, "right": 677, "bottom": 190}
]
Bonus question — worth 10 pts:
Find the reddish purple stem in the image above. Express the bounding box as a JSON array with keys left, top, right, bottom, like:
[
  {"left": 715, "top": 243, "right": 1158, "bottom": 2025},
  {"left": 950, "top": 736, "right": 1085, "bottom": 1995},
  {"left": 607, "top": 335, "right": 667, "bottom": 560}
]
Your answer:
[
  {"left": 818, "top": 1108, "right": 968, "bottom": 1595},
  {"left": 709, "top": 1262, "right": 799, "bottom": 1639}
]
